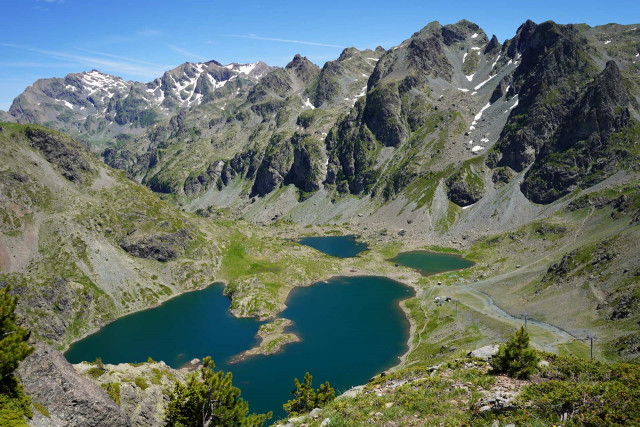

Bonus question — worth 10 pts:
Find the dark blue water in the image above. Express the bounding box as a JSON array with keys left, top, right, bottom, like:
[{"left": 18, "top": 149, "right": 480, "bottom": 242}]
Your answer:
[
  {"left": 390, "top": 250, "right": 474, "bottom": 276},
  {"left": 65, "top": 277, "right": 413, "bottom": 419},
  {"left": 297, "top": 235, "right": 368, "bottom": 258}
]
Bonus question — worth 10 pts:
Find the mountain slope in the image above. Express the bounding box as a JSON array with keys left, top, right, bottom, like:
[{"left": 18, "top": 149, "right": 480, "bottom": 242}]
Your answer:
[
  {"left": 0, "top": 123, "right": 357, "bottom": 352},
  {"left": 2, "top": 19, "right": 640, "bottom": 363},
  {"left": 5, "top": 61, "right": 274, "bottom": 148},
  {"left": 0, "top": 123, "right": 224, "bottom": 348}
]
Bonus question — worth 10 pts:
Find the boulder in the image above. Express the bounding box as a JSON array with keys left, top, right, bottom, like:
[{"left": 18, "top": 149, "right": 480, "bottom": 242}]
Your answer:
[
  {"left": 475, "top": 390, "right": 519, "bottom": 412},
  {"left": 467, "top": 344, "right": 500, "bottom": 360}
]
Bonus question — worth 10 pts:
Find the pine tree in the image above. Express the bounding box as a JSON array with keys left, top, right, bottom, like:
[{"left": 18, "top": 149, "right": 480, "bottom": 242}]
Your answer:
[
  {"left": 490, "top": 326, "right": 540, "bottom": 379},
  {"left": 0, "top": 285, "right": 34, "bottom": 382},
  {"left": 0, "top": 284, "right": 35, "bottom": 423},
  {"left": 165, "top": 356, "right": 271, "bottom": 427},
  {"left": 283, "top": 372, "right": 335, "bottom": 416}
]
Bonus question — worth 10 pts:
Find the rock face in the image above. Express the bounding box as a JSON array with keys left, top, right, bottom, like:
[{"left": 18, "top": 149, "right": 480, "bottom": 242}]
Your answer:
[
  {"left": 17, "top": 343, "right": 130, "bottom": 427},
  {"left": 4, "top": 20, "right": 639, "bottom": 213},
  {"left": 251, "top": 133, "right": 295, "bottom": 197},
  {"left": 73, "top": 360, "right": 191, "bottom": 427},
  {"left": 9, "top": 278, "right": 91, "bottom": 342},
  {"left": 120, "top": 229, "right": 191, "bottom": 262},
  {"left": 25, "top": 127, "right": 95, "bottom": 183},
  {"left": 488, "top": 22, "right": 639, "bottom": 204},
  {"left": 520, "top": 60, "right": 636, "bottom": 203},
  {"left": 446, "top": 163, "right": 486, "bottom": 207}
]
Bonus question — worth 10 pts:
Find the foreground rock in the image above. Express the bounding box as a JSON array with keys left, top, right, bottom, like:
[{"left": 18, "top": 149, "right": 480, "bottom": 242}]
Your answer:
[
  {"left": 17, "top": 343, "right": 130, "bottom": 427},
  {"left": 74, "top": 359, "right": 192, "bottom": 427}
]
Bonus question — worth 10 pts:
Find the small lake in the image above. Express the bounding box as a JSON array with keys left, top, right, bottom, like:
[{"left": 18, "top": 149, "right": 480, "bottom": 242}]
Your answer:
[
  {"left": 297, "top": 235, "right": 368, "bottom": 258},
  {"left": 65, "top": 277, "right": 413, "bottom": 419},
  {"left": 390, "top": 250, "right": 474, "bottom": 276}
]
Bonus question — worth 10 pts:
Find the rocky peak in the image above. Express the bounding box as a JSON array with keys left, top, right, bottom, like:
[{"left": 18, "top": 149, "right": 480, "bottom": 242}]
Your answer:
[
  {"left": 484, "top": 35, "right": 501, "bottom": 54},
  {"left": 338, "top": 47, "right": 361, "bottom": 61},
  {"left": 285, "top": 54, "right": 320, "bottom": 84},
  {"left": 412, "top": 21, "right": 443, "bottom": 39},
  {"left": 441, "top": 19, "right": 486, "bottom": 46},
  {"left": 503, "top": 19, "right": 539, "bottom": 59}
]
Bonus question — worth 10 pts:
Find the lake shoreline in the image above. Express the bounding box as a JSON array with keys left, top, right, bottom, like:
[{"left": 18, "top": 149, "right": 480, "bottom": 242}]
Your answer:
[{"left": 64, "top": 237, "right": 473, "bottom": 390}]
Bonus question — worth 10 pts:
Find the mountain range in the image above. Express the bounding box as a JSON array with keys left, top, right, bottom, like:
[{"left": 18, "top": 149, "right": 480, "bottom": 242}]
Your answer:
[{"left": 1, "top": 17, "right": 640, "bottom": 426}]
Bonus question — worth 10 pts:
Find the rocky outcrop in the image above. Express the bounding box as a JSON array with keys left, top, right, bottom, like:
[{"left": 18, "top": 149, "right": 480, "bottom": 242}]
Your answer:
[
  {"left": 467, "top": 344, "right": 500, "bottom": 360},
  {"left": 10, "top": 278, "right": 94, "bottom": 342},
  {"left": 183, "top": 160, "right": 224, "bottom": 196},
  {"left": 312, "top": 47, "right": 382, "bottom": 108},
  {"left": 325, "top": 99, "right": 380, "bottom": 194},
  {"left": 489, "top": 21, "right": 597, "bottom": 172},
  {"left": 219, "top": 149, "right": 263, "bottom": 188},
  {"left": 484, "top": 35, "right": 501, "bottom": 55},
  {"left": 17, "top": 343, "right": 130, "bottom": 427},
  {"left": 25, "top": 127, "right": 94, "bottom": 183},
  {"left": 120, "top": 229, "right": 191, "bottom": 262},
  {"left": 286, "top": 136, "right": 326, "bottom": 194},
  {"left": 74, "top": 360, "right": 191, "bottom": 427},
  {"left": 363, "top": 82, "right": 407, "bottom": 147},
  {"left": 251, "top": 133, "right": 295, "bottom": 197},
  {"left": 486, "top": 20, "right": 639, "bottom": 204},
  {"left": 489, "top": 74, "right": 513, "bottom": 104},
  {"left": 446, "top": 163, "right": 486, "bottom": 207},
  {"left": 312, "top": 60, "right": 343, "bottom": 107},
  {"left": 520, "top": 61, "right": 636, "bottom": 203}
]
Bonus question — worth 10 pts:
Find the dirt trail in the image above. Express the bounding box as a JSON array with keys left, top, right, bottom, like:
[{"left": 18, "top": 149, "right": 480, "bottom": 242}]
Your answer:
[
  {"left": 437, "top": 209, "right": 598, "bottom": 353},
  {"left": 447, "top": 284, "right": 582, "bottom": 352}
]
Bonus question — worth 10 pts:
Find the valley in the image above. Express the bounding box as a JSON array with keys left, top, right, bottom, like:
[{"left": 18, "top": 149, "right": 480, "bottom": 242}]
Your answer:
[{"left": 0, "top": 15, "right": 639, "bottom": 427}]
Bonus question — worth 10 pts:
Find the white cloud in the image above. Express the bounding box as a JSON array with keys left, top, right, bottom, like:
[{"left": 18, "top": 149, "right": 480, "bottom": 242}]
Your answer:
[
  {"left": 0, "top": 61, "right": 76, "bottom": 68},
  {"left": 224, "top": 34, "right": 345, "bottom": 48},
  {"left": 168, "top": 45, "right": 206, "bottom": 61},
  {"left": 138, "top": 29, "right": 161, "bottom": 37},
  {"left": 1, "top": 43, "right": 170, "bottom": 80},
  {"left": 73, "top": 47, "right": 167, "bottom": 67}
]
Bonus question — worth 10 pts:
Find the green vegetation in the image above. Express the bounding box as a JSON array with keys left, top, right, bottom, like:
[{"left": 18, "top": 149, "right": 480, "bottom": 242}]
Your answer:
[
  {"left": 0, "top": 285, "right": 34, "bottom": 426},
  {"left": 220, "top": 232, "right": 283, "bottom": 279},
  {"left": 490, "top": 326, "right": 540, "bottom": 379},
  {"left": 134, "top": 376, "right": 149, "bottom": 391},
  {"left": 299, "top": 352, "right": 640, "bottom": 426},
  {"left": 101, "top": 382, "right": 121, "bottom": 405},
  {"left": 282, "top": 372, "right": 335, "bottom": 417},
  {"left": 462, "top": 49, "right": 480, "bottom": 75},
  {"left": 0, "top": 378, "right": 31, "bottom": 427},
  {"left": 31, "top": 401, "right": 49, "bottom": 418},
  {"left": 165, "top": 356, "right": 271, "bottom": 427},
  {"left": 0, "top": 286, "right": 34, "bottom": 380},
  {"left": 86, "top": 367, "right": 105, "bottom": 379}
]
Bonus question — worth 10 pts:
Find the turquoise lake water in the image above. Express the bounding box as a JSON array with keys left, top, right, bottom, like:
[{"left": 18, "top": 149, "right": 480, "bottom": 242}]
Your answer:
[
  {"left": 297, "top": 235, "right": 368, "bottom": 258},
  {"left": 65, "top": 277, "right": 413, "bottom": 419},
  {"left": 64, "top": 239, "right": 473, "bottom": 419},
  {"left": 390, "top": 250, "right": 474, "bottom": 275}
]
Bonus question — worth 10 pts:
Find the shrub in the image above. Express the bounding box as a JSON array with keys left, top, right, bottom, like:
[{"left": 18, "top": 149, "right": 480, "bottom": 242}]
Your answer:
[
  {"left": 490, "top": 326, "right": 540, "bottom": 379},
  {"left": 101, "top": 382, "right": 121, "bottom": 405},
  {"left": 165, "top": 357, "right": 270, "bottom": 427},
  {"left": 283, "top": 372, "right": 335, "bottom": 416}
]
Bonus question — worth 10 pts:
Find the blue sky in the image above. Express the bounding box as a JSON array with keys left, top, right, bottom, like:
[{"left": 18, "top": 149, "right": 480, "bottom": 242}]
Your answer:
[{"left": 1, "top": 0, "right": 639, "bottom": 110}]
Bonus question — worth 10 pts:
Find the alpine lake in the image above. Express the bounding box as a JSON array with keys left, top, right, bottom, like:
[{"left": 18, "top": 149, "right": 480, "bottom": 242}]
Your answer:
[{"left": 65, "top": 237, "right": 472, "bottom": 419}]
